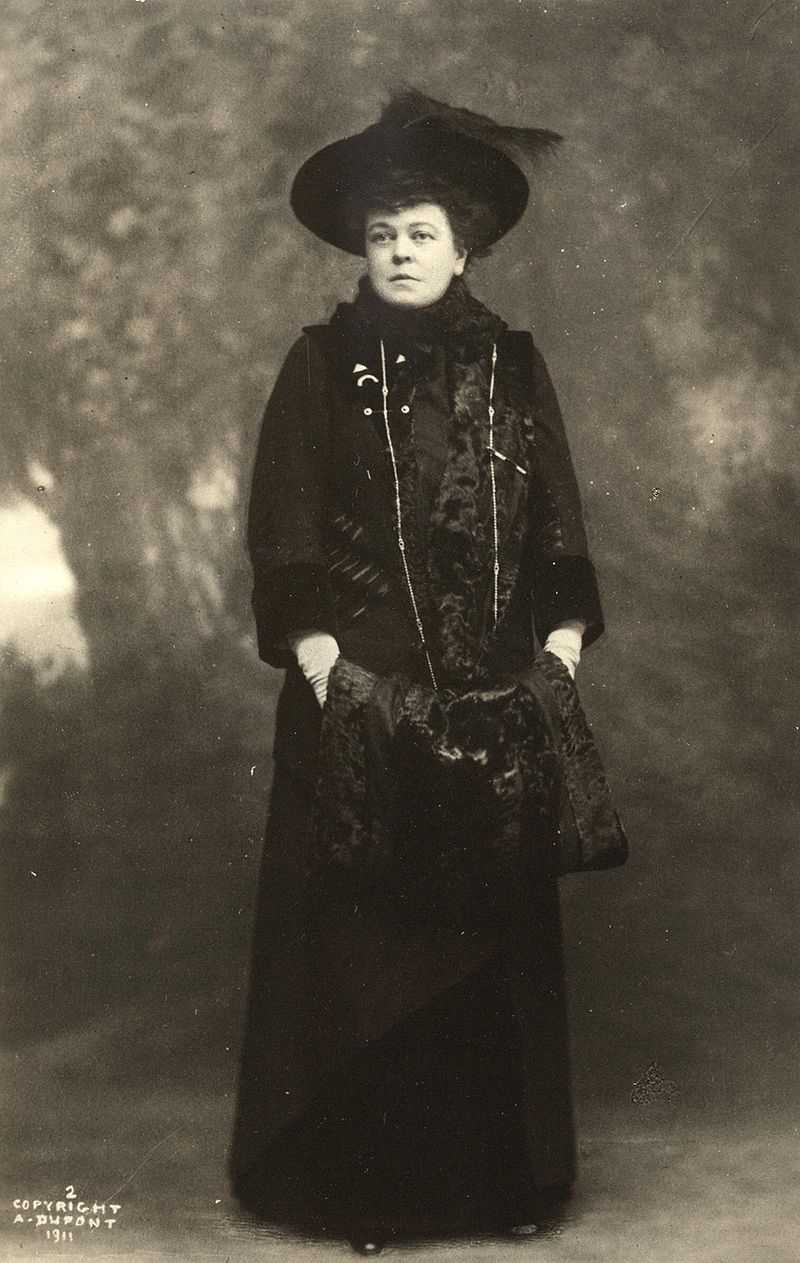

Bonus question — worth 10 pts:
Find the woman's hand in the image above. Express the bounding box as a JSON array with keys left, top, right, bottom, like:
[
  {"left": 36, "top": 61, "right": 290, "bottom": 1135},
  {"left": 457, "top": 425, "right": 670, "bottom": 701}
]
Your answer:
[
  {"left": 543, "top": 620, "right": 585, "bottom": 680},
  {"left": 287, "top": 630, "right": 340, "bottom": 707}
]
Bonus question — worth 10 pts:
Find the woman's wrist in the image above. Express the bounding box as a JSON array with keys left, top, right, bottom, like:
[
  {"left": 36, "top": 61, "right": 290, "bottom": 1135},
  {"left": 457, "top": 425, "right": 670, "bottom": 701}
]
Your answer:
[
  {"left": 543, "top": 620, "right": 585, "bottom": 679},
  {"left": 287, "top": 629, "right": 340, "bottom": 706}
]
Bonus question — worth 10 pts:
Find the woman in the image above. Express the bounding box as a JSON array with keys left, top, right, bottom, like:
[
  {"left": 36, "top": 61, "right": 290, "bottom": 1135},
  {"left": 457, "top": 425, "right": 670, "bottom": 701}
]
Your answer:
[{"left": 230, "top": 92, "right": 624, "bottom": 1253}]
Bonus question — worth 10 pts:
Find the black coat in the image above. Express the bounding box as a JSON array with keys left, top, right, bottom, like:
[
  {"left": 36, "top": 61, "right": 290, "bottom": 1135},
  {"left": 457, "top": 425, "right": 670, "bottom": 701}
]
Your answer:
[
  {"left": 247, "top": 322, "right": 603, "bottom": 781},
  {"left": 230, "top": 315, "right": 608, "bottom": 1222}
]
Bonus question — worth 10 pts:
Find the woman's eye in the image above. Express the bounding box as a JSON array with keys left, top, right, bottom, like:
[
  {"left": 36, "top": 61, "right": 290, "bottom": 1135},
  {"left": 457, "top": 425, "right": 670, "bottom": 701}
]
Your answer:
[
  {"left": 368, "top": 232, "right": 390, "bottom": 244},
  {"left": 412, "top": 232, "right": 432, "bottom": 241}
]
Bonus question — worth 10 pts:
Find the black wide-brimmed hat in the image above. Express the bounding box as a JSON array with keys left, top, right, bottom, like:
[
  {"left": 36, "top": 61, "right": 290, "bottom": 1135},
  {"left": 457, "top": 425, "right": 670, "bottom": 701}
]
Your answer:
[{"left": 290, "top": 90, "right": 561, "bottom": 256}]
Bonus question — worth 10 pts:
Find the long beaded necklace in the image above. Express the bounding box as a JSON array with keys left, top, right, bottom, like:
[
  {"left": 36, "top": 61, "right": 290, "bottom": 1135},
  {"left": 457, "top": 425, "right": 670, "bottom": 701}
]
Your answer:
[{"left": 378, "top": 338, "right": 500, "bottom": 693}]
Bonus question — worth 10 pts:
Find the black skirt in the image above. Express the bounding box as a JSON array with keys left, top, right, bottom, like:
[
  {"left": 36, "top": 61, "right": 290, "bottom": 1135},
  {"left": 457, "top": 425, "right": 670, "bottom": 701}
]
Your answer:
[
  {"left": 231, "top": 767, "right": 576, "bottom": 1240},
  {"left": 234, "top": 956, "right": 566, "bottom": 1239}
]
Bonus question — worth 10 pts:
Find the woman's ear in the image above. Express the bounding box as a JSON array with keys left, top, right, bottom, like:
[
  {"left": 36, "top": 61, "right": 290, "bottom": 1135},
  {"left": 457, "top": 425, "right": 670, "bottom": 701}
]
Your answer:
[{"left": 454, "top": 247, "right": 467, "bottom": 276}]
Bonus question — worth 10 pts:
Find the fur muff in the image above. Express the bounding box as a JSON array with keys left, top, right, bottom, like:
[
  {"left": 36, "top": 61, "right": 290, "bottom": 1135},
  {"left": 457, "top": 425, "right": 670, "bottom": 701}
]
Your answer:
[
  {"left": 315, "top": 652, "right": 628, "bottom": 927},
  {"left": 314, "top": 656, "right": 563, "bottom": 928},
  {"left": 530, "top": 652, "right": 629, "bottom": 872}
]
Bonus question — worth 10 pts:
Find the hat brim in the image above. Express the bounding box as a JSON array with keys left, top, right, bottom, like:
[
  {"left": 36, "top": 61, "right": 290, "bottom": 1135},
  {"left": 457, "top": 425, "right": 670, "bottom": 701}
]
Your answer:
[{"left": 290, "top": 120, "right": 530, "bottom": 255}]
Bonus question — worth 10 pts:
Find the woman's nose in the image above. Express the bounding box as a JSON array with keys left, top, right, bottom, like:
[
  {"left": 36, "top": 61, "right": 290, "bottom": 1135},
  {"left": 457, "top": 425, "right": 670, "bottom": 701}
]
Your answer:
[{"left": 392, "top": 243, "right": 412, "bottom": 263}]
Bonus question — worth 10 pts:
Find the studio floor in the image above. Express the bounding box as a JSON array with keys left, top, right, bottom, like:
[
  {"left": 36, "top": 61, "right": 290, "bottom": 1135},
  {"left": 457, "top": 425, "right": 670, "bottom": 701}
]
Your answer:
[{"left": 3, "top": 1052, "right": 796, "bottom": 1263}]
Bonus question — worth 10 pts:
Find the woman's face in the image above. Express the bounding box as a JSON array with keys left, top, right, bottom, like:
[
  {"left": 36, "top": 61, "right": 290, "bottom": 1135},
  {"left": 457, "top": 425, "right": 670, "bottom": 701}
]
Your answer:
[{"left": 365, "top": 203, "right": 466, "bottom": 308}]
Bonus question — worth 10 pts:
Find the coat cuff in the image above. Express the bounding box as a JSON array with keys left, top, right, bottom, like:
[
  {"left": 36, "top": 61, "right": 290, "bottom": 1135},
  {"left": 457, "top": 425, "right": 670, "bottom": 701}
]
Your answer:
[
  {"left": 251, "top": 563, "right": 339, "bottom": 668},
  {"left": 532, "top": 555, "right": 604, "bottom": 649}
]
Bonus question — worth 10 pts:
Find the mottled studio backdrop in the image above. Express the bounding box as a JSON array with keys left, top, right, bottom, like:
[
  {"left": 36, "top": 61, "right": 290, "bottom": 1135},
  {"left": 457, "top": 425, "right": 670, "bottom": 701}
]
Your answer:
[{"left": 1, "top": 0, "right": 797, "bottom": 1243}]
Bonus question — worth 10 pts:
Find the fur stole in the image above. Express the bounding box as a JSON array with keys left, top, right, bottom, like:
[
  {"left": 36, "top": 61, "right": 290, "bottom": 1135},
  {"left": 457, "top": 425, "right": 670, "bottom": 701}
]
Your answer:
[{"left": 327, "top": 278, "right": 535, "bottom": 688}]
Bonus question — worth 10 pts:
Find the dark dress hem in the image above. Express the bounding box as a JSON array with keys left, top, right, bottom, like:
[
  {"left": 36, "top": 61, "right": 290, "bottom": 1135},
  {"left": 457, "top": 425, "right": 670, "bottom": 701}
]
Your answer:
[{"left": 232, "top": 955, "right": 575, "bottom": 1240}]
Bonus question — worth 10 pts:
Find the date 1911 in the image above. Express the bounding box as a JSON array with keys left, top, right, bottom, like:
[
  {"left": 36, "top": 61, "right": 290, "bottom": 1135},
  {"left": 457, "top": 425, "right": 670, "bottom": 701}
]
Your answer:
[{"left": 12, "top": 1184, "right": 123, "bottom": 1245}]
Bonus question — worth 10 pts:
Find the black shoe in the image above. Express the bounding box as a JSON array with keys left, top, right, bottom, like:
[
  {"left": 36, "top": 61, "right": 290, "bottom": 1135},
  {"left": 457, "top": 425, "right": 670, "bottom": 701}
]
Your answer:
[
  {"left": 509, "top": 1183, "right": 573, "bottom": 1238},
  {"left": 508, "top": 1215, "right": 563, "bottom": 1240}
]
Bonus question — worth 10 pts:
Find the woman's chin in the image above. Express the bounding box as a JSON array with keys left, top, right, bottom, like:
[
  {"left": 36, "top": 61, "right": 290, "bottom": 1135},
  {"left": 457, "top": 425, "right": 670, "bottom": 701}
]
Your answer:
[
  {"left": 379, "top": 290, "right": 436, "bottom": 310},
  {"left": 367, "top": 278, "right": 446, "bottom": 310}
]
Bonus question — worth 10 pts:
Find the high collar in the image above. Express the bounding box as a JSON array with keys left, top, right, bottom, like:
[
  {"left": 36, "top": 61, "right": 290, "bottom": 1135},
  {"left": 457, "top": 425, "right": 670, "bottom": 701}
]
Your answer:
[{"left": 328, "top": 275, "right": 506, "bottom": 361}]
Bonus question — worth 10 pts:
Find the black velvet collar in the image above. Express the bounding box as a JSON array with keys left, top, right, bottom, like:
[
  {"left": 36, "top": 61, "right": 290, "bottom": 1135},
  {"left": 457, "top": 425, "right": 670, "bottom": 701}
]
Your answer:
[{"left": 328, "top": 275, "right": 506, "bottom": 361}]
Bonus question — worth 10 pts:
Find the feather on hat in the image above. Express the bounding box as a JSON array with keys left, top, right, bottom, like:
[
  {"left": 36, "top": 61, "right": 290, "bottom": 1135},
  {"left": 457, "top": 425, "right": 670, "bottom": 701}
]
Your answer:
[
  {"left": 378, "top": 89, "right": 562, "bottom": 165},
  {"left": 290, "top": 89, "right": 561, "bottom": 255}
]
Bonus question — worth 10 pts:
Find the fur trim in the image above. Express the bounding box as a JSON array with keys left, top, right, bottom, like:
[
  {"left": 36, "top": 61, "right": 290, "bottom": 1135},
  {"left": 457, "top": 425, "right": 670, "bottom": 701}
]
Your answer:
[
  {"left": 329, "top": 275, "right": 505, "bottom": 358},
  {"left": 325, "top": 280, "right": 535, "bottom": 687},
  {"left": 426, "top": 352, "right": 532, "bottom": 685}
]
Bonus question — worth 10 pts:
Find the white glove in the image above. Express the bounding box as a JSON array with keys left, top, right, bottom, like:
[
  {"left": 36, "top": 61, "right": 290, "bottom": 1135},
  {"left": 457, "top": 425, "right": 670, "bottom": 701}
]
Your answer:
[
  {"left": 543, "top": 620, "right": 585, "bottom": 680},
  {"left": 287, "top": 629, "right": 340, "bottom": 707}
]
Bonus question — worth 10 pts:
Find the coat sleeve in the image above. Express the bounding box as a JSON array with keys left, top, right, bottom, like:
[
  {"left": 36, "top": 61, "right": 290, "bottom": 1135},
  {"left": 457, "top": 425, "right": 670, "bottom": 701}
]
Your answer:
[
  {"left": 247, "top": 334, "right": 339, "bottom": 668},
  {"left": 527, "top": 343, "right": 604, "bottom": 648}
]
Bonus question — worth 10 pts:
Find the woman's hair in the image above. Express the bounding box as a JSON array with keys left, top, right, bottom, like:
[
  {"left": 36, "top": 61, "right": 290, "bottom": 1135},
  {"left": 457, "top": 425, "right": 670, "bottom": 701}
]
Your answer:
[{"left": 346, "top": 169, "right": 499, "bottom": 261}]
